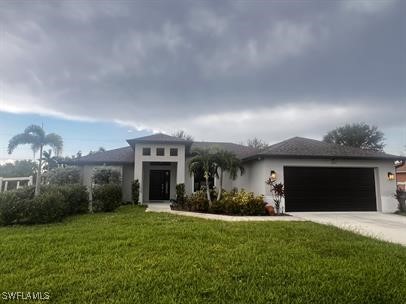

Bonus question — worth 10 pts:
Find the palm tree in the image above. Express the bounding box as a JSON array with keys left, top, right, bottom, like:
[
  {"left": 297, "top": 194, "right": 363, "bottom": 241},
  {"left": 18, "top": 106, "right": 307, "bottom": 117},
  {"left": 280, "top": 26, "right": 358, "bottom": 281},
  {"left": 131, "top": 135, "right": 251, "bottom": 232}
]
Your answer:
[
  {"left": 42, "top": 149, "right": 59, "bottom": 171},
  {"left": 8, "top": 125, "right": 63, "bottom": 196},
  {"left": 214, "top": 150, "right": 245, "bottom": 200},
  {"left": 189, "top": 148, "right": 216, "bottom": 206}
]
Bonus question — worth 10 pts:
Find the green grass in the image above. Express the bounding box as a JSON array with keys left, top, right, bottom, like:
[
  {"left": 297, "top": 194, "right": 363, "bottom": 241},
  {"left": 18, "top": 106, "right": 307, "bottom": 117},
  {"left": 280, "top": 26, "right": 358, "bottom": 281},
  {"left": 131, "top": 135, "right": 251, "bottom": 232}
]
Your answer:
[
  {"left": 1, "top": 206, "right": 405, "bottom": 303},
  {"left": 395, "top": 211, "right": 406, "bottom": 216}
]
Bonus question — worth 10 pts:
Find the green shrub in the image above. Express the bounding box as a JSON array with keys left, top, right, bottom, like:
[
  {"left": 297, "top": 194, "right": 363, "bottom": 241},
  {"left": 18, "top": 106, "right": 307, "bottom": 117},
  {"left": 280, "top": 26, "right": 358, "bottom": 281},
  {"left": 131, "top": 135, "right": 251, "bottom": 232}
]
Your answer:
[
  {"left": 0, "top": 184, "right": 89, "bottom": 226},
  {"left": 131, "top": 179, "right": 140, "bottom": 205},
  {"left": 213, "top": 190, "right": 266, "bottom": 216},
  {"left": 184, "top": 190, "right": 209, "bottom": 212},
  {"left": 26, "top": 190, "right": 67, "bottom": 224},
  {"left": 0, "top": 192, "right": 25, "bottom": 225},
  {"left": 46, "top": 167, "right": 81, "bottom": 185},
  {"left": 93, "top": 168, "right": 121, "bottom": 185},
  {"left": 57, "top": 184, "right": 89, "bottom": 214},
  {"left": 14, "top": 186, "right": 35, "bottom": 200},
  {"left": 93, "top": 184, "right": 122, "bottom": 212}
]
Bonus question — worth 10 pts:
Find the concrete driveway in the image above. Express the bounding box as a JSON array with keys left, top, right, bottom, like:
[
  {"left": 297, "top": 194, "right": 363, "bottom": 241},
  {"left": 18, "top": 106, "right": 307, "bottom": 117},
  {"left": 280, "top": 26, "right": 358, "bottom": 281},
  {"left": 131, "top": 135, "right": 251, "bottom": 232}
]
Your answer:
[{"left": 290, "top": 212, "right": 406, "bottom": 246}]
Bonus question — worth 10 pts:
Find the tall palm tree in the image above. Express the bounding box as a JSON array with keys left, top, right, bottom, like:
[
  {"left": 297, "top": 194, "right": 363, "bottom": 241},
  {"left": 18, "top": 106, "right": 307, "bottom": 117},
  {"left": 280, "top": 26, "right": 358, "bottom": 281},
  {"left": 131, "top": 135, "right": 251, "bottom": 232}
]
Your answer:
[
  {"left": 189, "top": 148, "right": 216, "bottom": 206},
  {"left": 214, "top": 150, "right": 245, "bottom": 200},
  {"left": 8, "top": 125, "right": 63, "bottom": 196}
]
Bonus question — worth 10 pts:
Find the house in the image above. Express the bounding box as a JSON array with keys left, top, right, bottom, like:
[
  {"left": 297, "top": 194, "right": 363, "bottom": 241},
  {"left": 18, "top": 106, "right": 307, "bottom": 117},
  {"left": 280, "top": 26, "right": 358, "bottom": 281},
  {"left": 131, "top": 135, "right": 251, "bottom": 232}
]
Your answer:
[
  {"left": 75, "top": 134, "right": 403, "bottom": 213},
  {"left": 396, "top": 162, "right": 406, "bottom": 190}
]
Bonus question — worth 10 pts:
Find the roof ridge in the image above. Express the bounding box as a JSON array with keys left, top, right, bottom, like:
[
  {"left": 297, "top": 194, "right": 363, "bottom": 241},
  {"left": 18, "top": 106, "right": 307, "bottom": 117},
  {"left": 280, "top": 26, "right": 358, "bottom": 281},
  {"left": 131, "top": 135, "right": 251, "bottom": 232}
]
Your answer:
[{"left": 257, "top": 136, "right": 401, "bottom": 159}]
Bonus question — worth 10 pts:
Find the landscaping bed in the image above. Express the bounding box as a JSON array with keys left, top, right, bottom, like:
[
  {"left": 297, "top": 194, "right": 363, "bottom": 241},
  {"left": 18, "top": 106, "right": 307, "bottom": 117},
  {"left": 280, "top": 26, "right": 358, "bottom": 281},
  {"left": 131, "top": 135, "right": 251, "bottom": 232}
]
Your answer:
[
  {"left": 0, "top": 206, "right": 405, "bottom": 303},
  {"left": 170, "top": 189, "right": 271, "bottom": 216}
]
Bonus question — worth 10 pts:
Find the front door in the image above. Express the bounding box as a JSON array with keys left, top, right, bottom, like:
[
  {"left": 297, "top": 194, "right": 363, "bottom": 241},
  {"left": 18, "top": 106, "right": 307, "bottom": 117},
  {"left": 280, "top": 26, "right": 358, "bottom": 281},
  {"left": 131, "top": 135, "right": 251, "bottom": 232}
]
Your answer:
[{"left": 149, "top": 170, "right": 170, "bottom": 200}]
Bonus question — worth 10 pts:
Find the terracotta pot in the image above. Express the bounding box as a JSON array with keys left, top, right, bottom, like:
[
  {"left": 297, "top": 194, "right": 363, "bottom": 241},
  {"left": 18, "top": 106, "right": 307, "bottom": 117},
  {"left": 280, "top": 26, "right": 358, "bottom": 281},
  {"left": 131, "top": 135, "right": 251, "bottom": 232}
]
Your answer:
[{"left": 265, "top": 204, "right": 276, "bottom": 216}]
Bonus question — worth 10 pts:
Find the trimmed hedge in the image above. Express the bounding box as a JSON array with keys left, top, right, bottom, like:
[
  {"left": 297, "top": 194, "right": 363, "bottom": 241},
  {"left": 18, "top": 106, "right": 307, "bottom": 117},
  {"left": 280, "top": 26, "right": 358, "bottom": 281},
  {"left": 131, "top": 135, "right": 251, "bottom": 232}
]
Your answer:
[
  {"left": 172, "top": 189, "right": 266, "bottom": 216},
  {"left": 0, "top": 184, "right": 89, "bottom": 226},
  {"left": 0, "top": 192, "right": 23, "bottom": 225},
  {"left": 26, "top": 190, "right": 66, "bottom": 224},
  {"left": 92, "top": 184, "right": 122, "bottom": 212}
]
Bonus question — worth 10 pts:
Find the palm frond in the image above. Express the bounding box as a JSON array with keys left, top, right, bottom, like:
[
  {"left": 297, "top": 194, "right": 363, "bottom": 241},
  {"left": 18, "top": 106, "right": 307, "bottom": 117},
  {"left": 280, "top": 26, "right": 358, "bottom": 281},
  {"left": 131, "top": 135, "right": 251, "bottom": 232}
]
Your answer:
[
  {"left": 31, "top": 143, "right": 41, "bottom": 154},
  {"left": 8, "top": 133, "right": 37, "bottom": 154},
  {"left": 45, "top": 133, "right": 63, "bottom": 156},
  {"left": 24, "top": 124, "right": 45, "bottom": 139}
]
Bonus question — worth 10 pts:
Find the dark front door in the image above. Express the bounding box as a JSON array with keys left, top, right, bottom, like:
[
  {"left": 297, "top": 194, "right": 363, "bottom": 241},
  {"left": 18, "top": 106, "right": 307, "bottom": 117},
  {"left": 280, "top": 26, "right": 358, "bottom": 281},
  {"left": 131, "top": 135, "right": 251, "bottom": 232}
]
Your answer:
[
  {"left": 149, "top": 170, "right": 170, "bottom": 200},
  {"left": 284, "top": 167, "right": 377, "bottom": 212}
]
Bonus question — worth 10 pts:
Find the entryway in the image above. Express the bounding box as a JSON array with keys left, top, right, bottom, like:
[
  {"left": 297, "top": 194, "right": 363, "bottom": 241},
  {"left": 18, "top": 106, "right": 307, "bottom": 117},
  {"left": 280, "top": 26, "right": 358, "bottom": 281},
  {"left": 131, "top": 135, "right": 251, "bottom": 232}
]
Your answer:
[{"left": 149, "top": 170, "right": 170, "bottom": 200}]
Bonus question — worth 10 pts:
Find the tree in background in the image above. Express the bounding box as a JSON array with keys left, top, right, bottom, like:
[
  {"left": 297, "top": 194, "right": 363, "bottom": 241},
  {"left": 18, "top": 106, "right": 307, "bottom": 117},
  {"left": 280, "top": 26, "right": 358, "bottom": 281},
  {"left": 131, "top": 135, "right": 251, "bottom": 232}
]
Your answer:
[
  {"left": 0, "top": 160, "right": 37, "bottom": 178},
  {"left": 8, "top": 125, "right": 63, "bottom": 196},
  {"left": 88, "top": 147, "right": 106, "bottom": 155},
  {"left": 247, "top": 138, "right": 269, "bottom": 151},
  {"left": 172, "top": 130, "right": 194, "bottom": 141},
  {"left": 323, "top": 123, "right": 385, "bottom": 151}
]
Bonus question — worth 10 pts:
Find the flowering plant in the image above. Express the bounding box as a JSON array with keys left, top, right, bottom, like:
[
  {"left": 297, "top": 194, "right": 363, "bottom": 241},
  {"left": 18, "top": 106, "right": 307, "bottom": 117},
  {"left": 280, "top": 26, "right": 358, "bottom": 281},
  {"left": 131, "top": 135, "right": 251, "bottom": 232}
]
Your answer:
[{"left": 266, "top": 172, "right": 285, "bottom": 214}]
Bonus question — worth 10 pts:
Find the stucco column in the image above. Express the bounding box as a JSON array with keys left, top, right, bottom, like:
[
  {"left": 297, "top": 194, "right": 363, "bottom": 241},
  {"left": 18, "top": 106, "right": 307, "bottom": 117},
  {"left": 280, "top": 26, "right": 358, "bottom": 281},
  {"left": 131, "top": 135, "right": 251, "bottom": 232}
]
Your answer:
[
  {"left": 176, "top": 160, "right": 185, "bottom": 185},
  {"left": 82, "top": 165, "right": 94, "bottom": 202}
]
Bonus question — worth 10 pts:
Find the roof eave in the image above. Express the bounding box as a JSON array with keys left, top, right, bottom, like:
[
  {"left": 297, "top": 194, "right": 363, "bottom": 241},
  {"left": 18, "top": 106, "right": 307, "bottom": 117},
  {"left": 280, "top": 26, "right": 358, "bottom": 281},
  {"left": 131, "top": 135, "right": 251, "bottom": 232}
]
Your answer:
[
  {"left": 242, "top": 154, "right": 405, "bottom": 162},
  {"left": 73, "top": 160, "right": 134, "bottom": 166}
]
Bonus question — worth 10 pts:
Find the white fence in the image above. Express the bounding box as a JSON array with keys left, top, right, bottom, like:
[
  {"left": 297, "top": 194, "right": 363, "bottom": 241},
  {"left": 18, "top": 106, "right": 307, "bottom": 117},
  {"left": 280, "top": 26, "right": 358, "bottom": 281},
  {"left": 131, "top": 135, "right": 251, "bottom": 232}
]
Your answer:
[{"left": 0, "top": 176, "right": 33, "bottom": 192}]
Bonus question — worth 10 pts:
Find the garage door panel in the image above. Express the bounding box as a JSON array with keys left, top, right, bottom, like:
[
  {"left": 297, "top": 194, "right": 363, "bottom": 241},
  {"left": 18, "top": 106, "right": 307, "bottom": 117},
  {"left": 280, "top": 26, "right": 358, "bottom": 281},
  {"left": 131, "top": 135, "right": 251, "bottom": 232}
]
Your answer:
[{"left": 284, "top": 167, "right": 376, "bottom": 212}]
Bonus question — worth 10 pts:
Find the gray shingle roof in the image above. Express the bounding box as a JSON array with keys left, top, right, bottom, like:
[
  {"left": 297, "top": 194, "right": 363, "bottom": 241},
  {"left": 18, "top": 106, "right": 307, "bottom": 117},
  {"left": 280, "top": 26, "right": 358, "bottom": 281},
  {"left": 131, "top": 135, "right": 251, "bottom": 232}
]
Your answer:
[
  {"left": 73, "top": 136, "right": 403, "bottom": 165},
  {"left": 127, "top": 133, "right": 191, "bottom": 147},
  {"left": 75, "top": 146, "right": 134, "bottom": 164},
  {"left": 190, "top": 141, "right": 259, "bottom": 159},
  {"left": 255, "top": 137, "right": 402, "bottom": 160}
]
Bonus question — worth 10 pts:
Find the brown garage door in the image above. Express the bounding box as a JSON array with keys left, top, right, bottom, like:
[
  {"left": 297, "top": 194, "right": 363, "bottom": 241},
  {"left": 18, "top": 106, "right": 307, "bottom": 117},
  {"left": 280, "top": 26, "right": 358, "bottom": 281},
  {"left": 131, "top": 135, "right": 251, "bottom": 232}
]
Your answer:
[{"left": 284, "top": 167, "right": 377, "bottom": 212}]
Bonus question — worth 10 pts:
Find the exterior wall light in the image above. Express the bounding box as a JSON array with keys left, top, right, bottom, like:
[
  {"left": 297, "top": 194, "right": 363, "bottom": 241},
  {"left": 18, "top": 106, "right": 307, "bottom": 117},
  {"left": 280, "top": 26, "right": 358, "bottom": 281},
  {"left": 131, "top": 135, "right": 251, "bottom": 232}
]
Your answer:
[
  {"left": 387, "top": 172, "right": 395, "bottom": 181},
  {"left": 270, "top": 170, "right": 277, "bottom": 181}
]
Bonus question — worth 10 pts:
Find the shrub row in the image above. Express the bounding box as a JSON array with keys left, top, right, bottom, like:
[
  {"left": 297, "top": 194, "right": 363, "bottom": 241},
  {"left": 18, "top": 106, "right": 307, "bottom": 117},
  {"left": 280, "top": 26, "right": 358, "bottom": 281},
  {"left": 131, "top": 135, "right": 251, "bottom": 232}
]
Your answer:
[
  {"left": 172, "top": 188, "right": 266, "bottom": 216},
  {"left": 212, "top": 190, "right": 266, "bottom": 216},
  {"left": 0, "top": 184, "right": 89, "bottom": 226}
]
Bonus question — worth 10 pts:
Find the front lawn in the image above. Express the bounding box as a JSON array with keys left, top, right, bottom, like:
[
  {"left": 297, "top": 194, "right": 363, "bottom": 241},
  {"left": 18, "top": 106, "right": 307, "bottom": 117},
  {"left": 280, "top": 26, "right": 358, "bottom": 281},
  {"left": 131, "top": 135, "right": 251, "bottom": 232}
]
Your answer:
[{"left": 1, "top": 206, "right": 405, "bottom": 303}]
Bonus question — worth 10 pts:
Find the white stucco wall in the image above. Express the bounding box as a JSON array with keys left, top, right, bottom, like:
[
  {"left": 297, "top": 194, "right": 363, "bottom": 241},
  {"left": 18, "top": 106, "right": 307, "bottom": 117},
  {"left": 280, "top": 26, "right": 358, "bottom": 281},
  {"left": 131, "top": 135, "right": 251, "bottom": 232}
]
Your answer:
[
  {"left": 133, "top": 143, "right": 186, "bottom": 202},
  {"left": 122, "top": 164, "right": 134, "bottom": 202},
  {"left": 232, "top": 158, "right": 398, "bottom": 213}
]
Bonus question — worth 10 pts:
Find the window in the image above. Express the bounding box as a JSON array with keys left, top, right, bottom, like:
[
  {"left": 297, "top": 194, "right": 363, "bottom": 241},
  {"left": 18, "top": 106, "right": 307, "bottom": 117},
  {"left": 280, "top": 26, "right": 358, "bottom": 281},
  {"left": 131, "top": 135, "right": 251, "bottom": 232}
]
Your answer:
[
  {"left": 142, "top": 147, "right": 151, "bottom": 156},
  {"left": 156, "top": 147, "right": 165, "bottom": 156},
  {"left": 170, "top": 148, "right": 178, "bottom": 156}
]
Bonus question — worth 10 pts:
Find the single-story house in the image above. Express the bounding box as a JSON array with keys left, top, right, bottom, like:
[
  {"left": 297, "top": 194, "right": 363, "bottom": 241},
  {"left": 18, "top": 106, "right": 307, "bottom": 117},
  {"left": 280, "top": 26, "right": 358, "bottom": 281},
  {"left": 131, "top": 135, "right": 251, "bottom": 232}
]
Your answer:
[{"left": 75, "top": 134, "right": 403, "bottom": 213}]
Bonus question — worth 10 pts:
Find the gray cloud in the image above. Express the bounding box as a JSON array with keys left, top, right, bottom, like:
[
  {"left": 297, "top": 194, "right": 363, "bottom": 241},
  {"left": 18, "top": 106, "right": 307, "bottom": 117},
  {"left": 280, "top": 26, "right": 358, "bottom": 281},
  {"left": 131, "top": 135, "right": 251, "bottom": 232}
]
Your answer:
[{"left": 0, "top": 0, "right": 405, "bottom": 149}]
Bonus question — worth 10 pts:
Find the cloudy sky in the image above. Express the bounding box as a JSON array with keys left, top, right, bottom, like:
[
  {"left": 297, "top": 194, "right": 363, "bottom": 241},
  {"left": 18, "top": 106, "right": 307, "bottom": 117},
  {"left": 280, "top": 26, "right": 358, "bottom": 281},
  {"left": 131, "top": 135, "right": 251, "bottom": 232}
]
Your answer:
[{"left": 0, "top": 0, "right": 405, "bottom": 160}]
